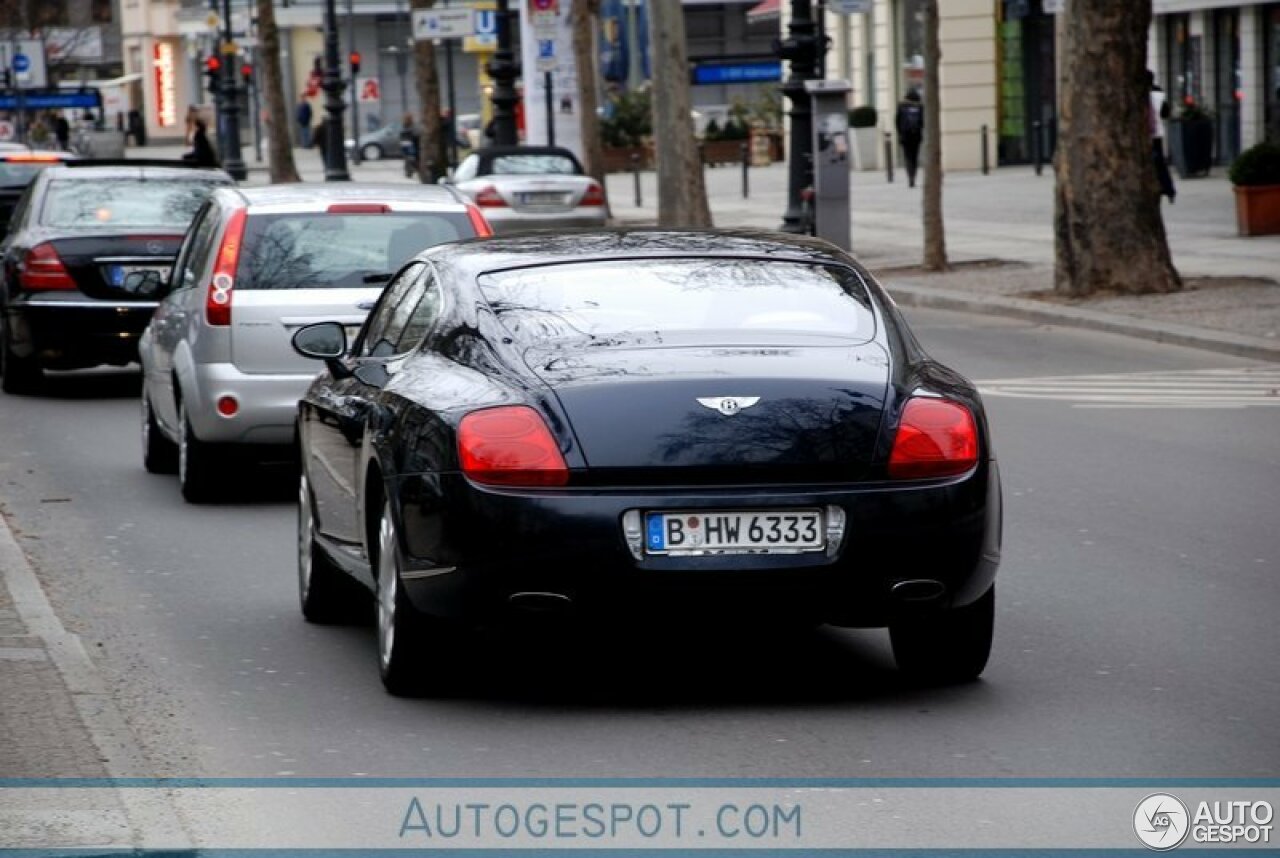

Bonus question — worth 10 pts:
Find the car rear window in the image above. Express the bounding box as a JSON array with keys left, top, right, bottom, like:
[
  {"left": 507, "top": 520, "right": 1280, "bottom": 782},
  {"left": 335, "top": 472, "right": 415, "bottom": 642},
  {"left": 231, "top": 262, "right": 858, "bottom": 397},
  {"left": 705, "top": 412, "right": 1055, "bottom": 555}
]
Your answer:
[
  {"left": 235, "top": 212, "right": 473, "bottom": 290},
  {"left": 40, "top": 178, "right": 225, "bottom": 228},
  {"left": 488, "top": 154, "right": 580, "bottom": 175},
  {"left": 478, "top": 258, "right": 876, "bottom": 345},
  {"left": 0, "top": 161, "right": 54, "bottom": 186}
]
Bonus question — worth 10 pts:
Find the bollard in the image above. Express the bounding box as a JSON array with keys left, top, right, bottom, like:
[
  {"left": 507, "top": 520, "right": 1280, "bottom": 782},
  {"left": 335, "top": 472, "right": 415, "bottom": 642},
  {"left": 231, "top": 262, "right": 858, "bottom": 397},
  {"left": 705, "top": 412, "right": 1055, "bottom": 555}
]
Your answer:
[
  {"left": 981, "top": 125, "right": 989, "bottom": 175},
  {"left": 1032, "top": 121, "right": 1043, "bottom": 176},
  {"left": 631, "top": 152, "right": 642, "bottom": 207},
  {"left": 884, "top": 132, "right": 894, "bottom": 184},
  {"left": 741, "top": 142, "right": 750, "bottom": 199}
]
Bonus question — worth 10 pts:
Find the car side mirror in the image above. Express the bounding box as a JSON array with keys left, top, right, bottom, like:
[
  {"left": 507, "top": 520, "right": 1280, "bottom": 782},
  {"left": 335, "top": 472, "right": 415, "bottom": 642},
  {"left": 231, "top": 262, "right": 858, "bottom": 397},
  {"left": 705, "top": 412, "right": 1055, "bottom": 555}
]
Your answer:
[
  {"left": 124, "top": 269, "right": 167, "bottom": 298},
  {"left": 292, "top": 322, "right": 351, "bottom": 378}
]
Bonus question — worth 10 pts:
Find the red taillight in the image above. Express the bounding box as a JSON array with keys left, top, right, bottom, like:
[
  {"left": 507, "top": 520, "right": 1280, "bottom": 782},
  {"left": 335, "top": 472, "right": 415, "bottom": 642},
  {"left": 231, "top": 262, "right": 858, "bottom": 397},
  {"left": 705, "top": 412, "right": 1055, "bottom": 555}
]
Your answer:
[
  {"left": 473, "top": 186, "right": 507, "bottom": 208},
  {"left": 326, "top": 203, "right": 390, "bottom": 213},
  {"left": 19, "top": 243, "right": 76, "bottom": 291},
  {"left": 579, "top": 182, "right": 606, "bottom": 207},
  {"left": 887, "top": 397, "right": 979, "bottom": 480},
  {"left": 216, "top": 395, "right": 239, "bottom": 417},
  {"left": 206, "top": 208, "right": 247, "bottom": 327},
  {"left": 466, "top": 205, "right": 493, "bottom": 236},
  {"left": 457, "top": 405, "right": 569, "bottom": 487}
]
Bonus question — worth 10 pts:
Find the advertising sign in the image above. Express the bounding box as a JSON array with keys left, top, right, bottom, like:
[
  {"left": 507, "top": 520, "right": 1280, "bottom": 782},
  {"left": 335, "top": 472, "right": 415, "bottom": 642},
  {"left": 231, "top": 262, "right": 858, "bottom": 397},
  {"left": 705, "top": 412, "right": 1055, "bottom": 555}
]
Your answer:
[{"left": 518, "top": 0, "right": 582, "bottom": 157}]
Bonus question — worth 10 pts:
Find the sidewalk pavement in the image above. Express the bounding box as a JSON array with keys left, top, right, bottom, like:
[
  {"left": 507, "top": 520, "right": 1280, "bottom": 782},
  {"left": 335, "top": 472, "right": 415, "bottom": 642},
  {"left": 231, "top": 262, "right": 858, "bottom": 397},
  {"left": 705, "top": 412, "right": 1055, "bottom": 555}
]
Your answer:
[{"left": 132, "top": 143, "right": 1280, "bottom": 361}]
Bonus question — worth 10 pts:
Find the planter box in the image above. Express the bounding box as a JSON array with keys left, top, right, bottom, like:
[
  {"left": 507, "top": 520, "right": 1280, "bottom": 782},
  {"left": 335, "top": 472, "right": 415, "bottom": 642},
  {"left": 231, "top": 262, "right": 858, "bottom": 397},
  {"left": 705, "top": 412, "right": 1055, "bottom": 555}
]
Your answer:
[
  {"left": 1233, "top": 184, "right": 1280, "bottom": 237},
  {"left": 602, "top": 145, "right": 652, "bottom": 173},
  {"left": 1170, "top": 117, "right": 1214, "bottom": 178},
  {"left": 700, "top": 138, "right": 751, "bottom": 166}
]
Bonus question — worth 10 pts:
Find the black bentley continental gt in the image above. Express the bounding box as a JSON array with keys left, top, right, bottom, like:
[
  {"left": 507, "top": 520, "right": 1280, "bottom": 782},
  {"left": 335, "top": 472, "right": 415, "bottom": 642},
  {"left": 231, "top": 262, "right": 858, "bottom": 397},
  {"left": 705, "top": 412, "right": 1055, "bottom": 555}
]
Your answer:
[{"left": 292, "top": 229, "right": 1002, "bottom": 695}]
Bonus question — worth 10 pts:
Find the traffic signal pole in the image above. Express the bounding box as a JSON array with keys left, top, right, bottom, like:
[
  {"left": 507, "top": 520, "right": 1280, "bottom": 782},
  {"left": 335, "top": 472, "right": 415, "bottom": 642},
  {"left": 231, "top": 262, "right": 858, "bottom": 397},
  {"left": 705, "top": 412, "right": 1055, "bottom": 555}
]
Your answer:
[
  {"left": 217, "top": 0, "right": 247, "bottom": 179},
  {"left": 321, "top": 0, "right": 352, "bottom": 180},
  {"left": 347, "top": 0, "right": 361, "bottom": 165}
]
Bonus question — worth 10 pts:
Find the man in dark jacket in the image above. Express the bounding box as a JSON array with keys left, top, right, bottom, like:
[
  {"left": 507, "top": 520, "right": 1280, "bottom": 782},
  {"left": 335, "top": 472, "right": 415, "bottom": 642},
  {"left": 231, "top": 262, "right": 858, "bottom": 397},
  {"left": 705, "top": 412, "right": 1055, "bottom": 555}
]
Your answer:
[
  {"left": 895, "top": 89, "right": 924, "bottom": 188},
  {"left": 296, "top": 97, "right": 313, "bottom": 148}
]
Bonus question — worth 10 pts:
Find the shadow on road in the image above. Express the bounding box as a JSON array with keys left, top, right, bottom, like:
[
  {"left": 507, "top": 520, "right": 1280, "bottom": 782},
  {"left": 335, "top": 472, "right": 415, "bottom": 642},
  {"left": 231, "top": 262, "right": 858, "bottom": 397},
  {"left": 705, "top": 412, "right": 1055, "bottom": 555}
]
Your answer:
[{"left": 24, "top": 367, "right": 143, "bottom": 400}]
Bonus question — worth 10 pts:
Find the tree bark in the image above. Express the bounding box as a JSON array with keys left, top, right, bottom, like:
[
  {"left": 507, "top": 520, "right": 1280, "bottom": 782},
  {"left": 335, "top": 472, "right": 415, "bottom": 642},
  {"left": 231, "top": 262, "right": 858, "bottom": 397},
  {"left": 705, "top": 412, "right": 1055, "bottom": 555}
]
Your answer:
[
  {"left": 571, "top": 0, "right": 606, "bottom": 192},
  {"left": 647, "top": 0, "right": 711, "bottom": 227},
  {"left": 410, "top": 0, "right": 444, "bottom": 182},
  {"left": 1054, "top": 0, "right": 1180, "bottom": 296},
  {"left": 922, "top": 0, "right": 947, "bottom": 271},
  {"left": 257, "top": 0, "right": 301, "bottom": 183}
]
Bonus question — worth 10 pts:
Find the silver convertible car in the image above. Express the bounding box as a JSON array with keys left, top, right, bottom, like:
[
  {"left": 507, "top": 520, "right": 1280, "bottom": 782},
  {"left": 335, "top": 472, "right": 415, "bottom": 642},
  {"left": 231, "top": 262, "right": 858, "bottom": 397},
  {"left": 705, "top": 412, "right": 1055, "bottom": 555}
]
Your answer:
[{"left": 442, "top": 145, "right": 608, "bottom": 233}]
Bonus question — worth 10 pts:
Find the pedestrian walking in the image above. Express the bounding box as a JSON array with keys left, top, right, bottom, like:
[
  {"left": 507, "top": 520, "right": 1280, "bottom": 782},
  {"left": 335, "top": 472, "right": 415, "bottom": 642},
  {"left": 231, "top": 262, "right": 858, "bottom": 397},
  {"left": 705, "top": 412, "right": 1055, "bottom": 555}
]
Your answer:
[
  {"left": 1148, "top": 70, "right": 1176, "bottom": 204},
  {"left": 895, "top": 89, "right": 924, "bottom": 188},
  {"left": 296, "top": 96, "right": 314, "bottom": 149},
  {"left": 53, "top": 114, "right": 70, "bottom": 151}
]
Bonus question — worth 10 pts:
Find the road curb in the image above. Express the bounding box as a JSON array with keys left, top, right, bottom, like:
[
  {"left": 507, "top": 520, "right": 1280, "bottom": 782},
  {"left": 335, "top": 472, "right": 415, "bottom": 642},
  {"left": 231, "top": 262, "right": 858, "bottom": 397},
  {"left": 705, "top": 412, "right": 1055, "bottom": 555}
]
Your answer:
[
  {"left": 0, "top": 510, "right": 192, "bottom": 848},
  {"left": 886, "top": 282, "right": 1280, "bottom": 364}
]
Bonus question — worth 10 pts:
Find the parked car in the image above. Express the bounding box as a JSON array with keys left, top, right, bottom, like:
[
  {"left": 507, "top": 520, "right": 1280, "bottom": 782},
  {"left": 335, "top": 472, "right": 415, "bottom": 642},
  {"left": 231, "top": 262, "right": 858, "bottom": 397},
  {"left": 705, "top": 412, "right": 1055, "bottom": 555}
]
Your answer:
[
  {"left": 137, "top": 183, "right": 492, "bottom": 502},
  {"left": 346, "top": 123, "right": 403, "bottom": 161},
  {"left": 291, "top": 229, "right": 1002, "bottom": 695},
  {"left": 0, "top": 161, "right": 232, "bottom": 394},
  {"left": 1, "top": 149, "right": 79, "bottom": 236},
  {"left": 444, "top": 145, "right": 608, "bottom": 233}
]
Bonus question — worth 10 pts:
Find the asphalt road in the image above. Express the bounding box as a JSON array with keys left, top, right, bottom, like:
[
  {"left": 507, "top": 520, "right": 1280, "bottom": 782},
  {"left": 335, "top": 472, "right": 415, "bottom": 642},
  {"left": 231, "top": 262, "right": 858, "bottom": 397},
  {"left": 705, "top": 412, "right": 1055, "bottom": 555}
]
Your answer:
[{"left": 1, "top": 307, "right": 1277, "bottom": 779}]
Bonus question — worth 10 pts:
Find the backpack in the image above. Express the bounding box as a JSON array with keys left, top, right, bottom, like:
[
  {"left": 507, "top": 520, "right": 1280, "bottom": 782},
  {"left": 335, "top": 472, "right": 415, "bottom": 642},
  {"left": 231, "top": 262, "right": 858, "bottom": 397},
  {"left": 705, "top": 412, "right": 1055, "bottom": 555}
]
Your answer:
[{"left": 899, "top": 103, "right": 923, "bottom": 137}]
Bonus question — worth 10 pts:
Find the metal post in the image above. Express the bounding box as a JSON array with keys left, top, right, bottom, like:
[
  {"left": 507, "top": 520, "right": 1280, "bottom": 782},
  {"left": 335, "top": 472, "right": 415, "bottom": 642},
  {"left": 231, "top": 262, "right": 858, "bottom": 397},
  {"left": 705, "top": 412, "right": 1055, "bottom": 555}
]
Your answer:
[
  {"left": 631, "top": 151, "right": 641, "bottom": 207},
  {"left": 980, "top": 124, "right": 988, "bottom": 175},
  {"left": 777, "top": 0, "right": 822, "bottom": 232},
  {"left": 486, "top": 0, "right": 519, "bottom": 146},
  {"left": 444, "top": 39, "right": 458, "bottom": 168},
  {"left": 625, "top": 0, "right": 640, "bottom": 91},
  {"left": 322, "top": 0, "right": 351, "bottom": 180},
  {"left": 884, "top": 131, "right": 894, "bottom": 183},
  {"left": 218, "top": 0, "right": 247, "bottom": 179},
  {"left": 545, "top": 71, "right": 555, "bottom": 146},
  {"left": 741, "top": 142, "right": 749, "bottom": 199},
  {"left": 347, "top": 0, "right": 360, "bottom": 165},
  {"left": 1032, "top": 119, "right": 1042, "bottom": 176},
  {"left": 250, "top": 58, "right": 263, "bottom": 162}
]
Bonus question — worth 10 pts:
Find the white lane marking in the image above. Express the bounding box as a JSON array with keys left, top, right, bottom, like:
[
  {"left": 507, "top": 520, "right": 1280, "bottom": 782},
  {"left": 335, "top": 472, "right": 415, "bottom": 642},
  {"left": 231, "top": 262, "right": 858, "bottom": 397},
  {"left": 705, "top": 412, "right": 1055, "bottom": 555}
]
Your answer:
[{"left": 978, "top": 367, "right": 1280, "bottom": 409}]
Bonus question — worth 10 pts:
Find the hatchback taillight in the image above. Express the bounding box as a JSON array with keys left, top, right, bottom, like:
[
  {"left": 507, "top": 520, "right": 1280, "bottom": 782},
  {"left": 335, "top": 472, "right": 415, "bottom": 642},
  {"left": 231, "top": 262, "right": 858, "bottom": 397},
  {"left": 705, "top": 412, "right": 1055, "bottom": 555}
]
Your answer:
[
  {"left": 19, "top": 242, "right": 76, "bottom": 291},
  {"left": 473, "top": 186, "right": 507, "bottom": 208},
  {"left": 457, "top": 405, "right": 569, "bottom": 487},
  {"left": 579, "top": 182, "right": 606, "bottom": 207},
  {"left": 206, "top": 208, "right": 247, "bottom": 327},
  {"left": 887, "top": 397, "right": 979, "bottom": 479},
  {"left": 466, "top": 205, "right": 494, "bottom": 236}
]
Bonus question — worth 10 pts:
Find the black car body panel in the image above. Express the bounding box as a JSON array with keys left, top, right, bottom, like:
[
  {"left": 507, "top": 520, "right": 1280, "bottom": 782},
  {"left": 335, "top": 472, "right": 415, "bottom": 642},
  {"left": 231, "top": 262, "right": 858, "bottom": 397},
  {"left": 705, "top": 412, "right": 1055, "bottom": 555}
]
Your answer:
[{"left": 298, "top": 228, "right": 1002, "bottom": 632}]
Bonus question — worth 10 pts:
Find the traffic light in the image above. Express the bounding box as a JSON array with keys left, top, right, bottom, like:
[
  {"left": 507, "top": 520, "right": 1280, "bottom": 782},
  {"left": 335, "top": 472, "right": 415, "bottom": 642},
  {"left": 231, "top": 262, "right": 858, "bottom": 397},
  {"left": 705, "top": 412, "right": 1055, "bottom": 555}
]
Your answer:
[
  {"left": 240, "top": 63, "right": 253, "bottom": 86},
  {"left": 204, "top": 55, "right": 222, "bottom": 97},
  {"left": 349, "top": 51, "right": 361, "bottom": 77}
]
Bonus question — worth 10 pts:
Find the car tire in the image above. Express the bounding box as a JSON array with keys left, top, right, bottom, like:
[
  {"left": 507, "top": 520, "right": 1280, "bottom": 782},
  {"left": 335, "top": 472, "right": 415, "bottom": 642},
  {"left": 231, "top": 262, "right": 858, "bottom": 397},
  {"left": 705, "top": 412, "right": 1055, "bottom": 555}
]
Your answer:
[
  {"left": 178, "top": 400, "right": 222, "bottom": 503},
  {"left": 1, "top": 315, "right": 43, "bottom": 395},
  {"left": 298, "top": 471, "right": 361, "bottom": 623},
  {"left": 890, "top": 586, "right": 994, "bottom": 684},
  {"left": 375, "top": 500, "right": 446, "bottom": 697},
  {"left": 141, "top": 391, "right": 178, "bottom": 474},
  {"left": 361, "top": 143, "right": 383, "bottom": 161}
]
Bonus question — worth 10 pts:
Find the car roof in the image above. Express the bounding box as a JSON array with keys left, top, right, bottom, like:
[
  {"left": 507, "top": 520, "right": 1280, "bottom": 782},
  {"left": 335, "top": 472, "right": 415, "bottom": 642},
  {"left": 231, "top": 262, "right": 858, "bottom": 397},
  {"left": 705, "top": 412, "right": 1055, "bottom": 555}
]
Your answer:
[
  {"left": 422, "top": 228, "right": 860, "bottom": 278},
  {"left": 224, "top": 182, "right": 468, "bottom": 212}
]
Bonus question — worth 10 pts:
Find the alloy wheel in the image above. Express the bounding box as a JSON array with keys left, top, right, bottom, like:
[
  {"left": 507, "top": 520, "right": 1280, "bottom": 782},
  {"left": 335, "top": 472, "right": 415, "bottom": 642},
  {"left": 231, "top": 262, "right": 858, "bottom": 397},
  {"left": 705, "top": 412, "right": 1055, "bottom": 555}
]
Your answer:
[{"left": 376, "top": 510, "right": 398, "bottom": 670}]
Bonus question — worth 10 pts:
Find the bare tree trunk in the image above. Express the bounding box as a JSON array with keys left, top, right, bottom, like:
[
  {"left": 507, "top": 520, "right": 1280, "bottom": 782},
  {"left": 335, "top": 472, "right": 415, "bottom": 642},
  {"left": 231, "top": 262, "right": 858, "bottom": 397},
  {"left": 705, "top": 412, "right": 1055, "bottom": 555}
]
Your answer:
[
  {"left": 410, "top": 0, "right": 444, "bottom": 182},
  {"left": 257, "top": 0, "right": 301, "bottom": 183},
  {"left": 571, "top": 0, "right": 606, "bottom": 190},
  {"left": 922, "top": 0, "right": 947, "bottom": 271},
  {"left": 1054, "top": 0, "right": 1179, "bottom": 296},
  {"left": 648, "top": 0, "right": 711, "bottom": 227}
]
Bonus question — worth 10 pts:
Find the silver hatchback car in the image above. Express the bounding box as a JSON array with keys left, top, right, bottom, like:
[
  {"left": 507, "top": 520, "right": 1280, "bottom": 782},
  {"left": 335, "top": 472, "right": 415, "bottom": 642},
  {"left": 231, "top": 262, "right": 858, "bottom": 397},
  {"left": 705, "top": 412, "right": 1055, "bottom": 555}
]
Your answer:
[{"left": 138, "top": 183, "right": 490, "bottom": 501}]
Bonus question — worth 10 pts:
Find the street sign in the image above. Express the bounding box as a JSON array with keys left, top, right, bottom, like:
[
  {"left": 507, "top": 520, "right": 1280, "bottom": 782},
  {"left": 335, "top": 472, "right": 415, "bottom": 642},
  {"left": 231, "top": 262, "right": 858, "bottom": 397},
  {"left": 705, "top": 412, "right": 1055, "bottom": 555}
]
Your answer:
[
  {"left": 0, "top": 41, "right": 47, "bottom": 87},
  {"left": 413, "top": 8, "right": 476, "bottom": 40},
  {"left": 828, "top": 0, "right": 872, "bottom": 13},
  {"left": 535, "top": 38, "right": 557, "bottom": 73},
  {"left": 358, "top": 78, "right": 381, "bottom": 103},
  {"left": 464, "top": 5, "right": 498, "bottom": 53},
  {"left": 0, "top": 120, "right": 14, "bottom": 141}
]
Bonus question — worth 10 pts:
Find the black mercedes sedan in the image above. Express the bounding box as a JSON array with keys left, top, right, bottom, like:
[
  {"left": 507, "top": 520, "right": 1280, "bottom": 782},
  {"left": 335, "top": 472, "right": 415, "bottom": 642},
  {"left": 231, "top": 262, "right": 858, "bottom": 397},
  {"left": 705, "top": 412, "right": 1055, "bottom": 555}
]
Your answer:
[
  {"left": 292, "top": 230, "right": 1002, "bottom": 695},
  {"left": 0, "top": 161, "right": 232, "bottom": 394}
]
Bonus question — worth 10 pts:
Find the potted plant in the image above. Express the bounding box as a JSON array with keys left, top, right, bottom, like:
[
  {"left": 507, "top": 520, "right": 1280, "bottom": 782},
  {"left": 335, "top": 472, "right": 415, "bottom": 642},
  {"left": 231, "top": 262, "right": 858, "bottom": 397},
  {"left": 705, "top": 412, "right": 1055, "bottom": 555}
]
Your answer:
[
  {"left": 701, "top": 116, "right": 750, "bottom": 166},
  {"left": 1228, "top": 141, "right": 1280, "bottom": 236},
  {"left": 847, "top": 105, "right": 880, "bottom": 171},
  {"left": 600, "top": 89, "right": 653, "bottom": 172},
  {"left": 1170, "top": 102, "right": 1214, "bottom": 179}
]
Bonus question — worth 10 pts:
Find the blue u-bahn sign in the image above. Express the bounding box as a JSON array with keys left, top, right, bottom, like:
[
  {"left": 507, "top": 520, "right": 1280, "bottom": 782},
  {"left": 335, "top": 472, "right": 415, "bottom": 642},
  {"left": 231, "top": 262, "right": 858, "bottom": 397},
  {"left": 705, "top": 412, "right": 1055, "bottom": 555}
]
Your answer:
[
  {"left": 0, "top": 89, "right": 103, "bottom": 110},
  {"left": 691, "top": 61, "right": 783, "bottom": 86}
]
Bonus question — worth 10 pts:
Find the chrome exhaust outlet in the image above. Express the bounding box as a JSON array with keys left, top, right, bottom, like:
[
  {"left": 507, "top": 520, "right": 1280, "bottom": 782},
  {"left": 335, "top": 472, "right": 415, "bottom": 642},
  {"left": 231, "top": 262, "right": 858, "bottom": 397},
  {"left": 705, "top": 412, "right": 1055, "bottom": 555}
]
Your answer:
[
  {"left": 508, "top": 591, "right": 574, "bottom": 613},
  {"left": 891, "top": 579, "right": 947, "bottom": 602}
]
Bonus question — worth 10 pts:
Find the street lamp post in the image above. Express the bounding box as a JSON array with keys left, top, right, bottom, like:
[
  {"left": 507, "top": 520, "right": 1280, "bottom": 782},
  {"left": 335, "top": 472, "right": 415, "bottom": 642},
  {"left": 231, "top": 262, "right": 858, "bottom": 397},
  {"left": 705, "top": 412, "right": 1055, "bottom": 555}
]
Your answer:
[
  {"left": 486, "top": 0, "right": 519, "bottom": 146},
  {"left": 777, "top": 0, "right": 822, "bottom": 232},
  {"left": 321, "top": 0, "right": 351, "bottom": 180},
  {"left": 218, "top": 0, "right": 247, "bottom": 179}
]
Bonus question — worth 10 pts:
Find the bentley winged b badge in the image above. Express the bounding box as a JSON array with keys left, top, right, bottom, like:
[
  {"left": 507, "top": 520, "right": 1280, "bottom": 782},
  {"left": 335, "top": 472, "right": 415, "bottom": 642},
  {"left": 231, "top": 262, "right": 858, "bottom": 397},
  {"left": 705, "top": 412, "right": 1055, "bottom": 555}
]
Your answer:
[{"left": 696, "top": 396, "right": 761, "bottom": 417}]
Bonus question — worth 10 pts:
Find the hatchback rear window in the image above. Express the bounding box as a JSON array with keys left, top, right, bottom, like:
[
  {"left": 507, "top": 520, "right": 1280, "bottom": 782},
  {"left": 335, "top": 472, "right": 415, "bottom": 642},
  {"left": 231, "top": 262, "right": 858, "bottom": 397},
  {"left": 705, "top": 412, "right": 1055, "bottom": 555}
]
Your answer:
[
  {"left": 40, "top": 178, "right": 225, "bottom": 228},
  {"left": 478, "top": 258, "right": 875, "bottom": 345},
  {"left": 235, "top": 212, "right": 473, "bottom": 290}
]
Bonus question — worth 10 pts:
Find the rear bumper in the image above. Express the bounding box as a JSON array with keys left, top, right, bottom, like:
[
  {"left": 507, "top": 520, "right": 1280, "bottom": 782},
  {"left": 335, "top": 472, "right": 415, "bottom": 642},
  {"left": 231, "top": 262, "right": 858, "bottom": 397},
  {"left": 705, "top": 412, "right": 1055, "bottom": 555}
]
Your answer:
[
  {"left": 5, "top": 298, "right": 156, "bottom": 370},
  {"left": 390, "top": 462, "right": 1002, "bottom": 628},
  {"left": 186, "top": 361, "right": 317, "bottom": 445}
]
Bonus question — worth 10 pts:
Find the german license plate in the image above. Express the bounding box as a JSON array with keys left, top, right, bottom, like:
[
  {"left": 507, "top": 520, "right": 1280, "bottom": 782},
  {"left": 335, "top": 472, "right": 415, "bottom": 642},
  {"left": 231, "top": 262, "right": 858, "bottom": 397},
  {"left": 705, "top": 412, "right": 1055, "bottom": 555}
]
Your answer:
[
  {"left": 517, "top": 191, "right": 567, "bottom": 205},
  {"left": 105, "top": 264, "right": 170, "bottom": 288},
  {"left": 644, "top": 509, "right": 824, "bottom": 555}
]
